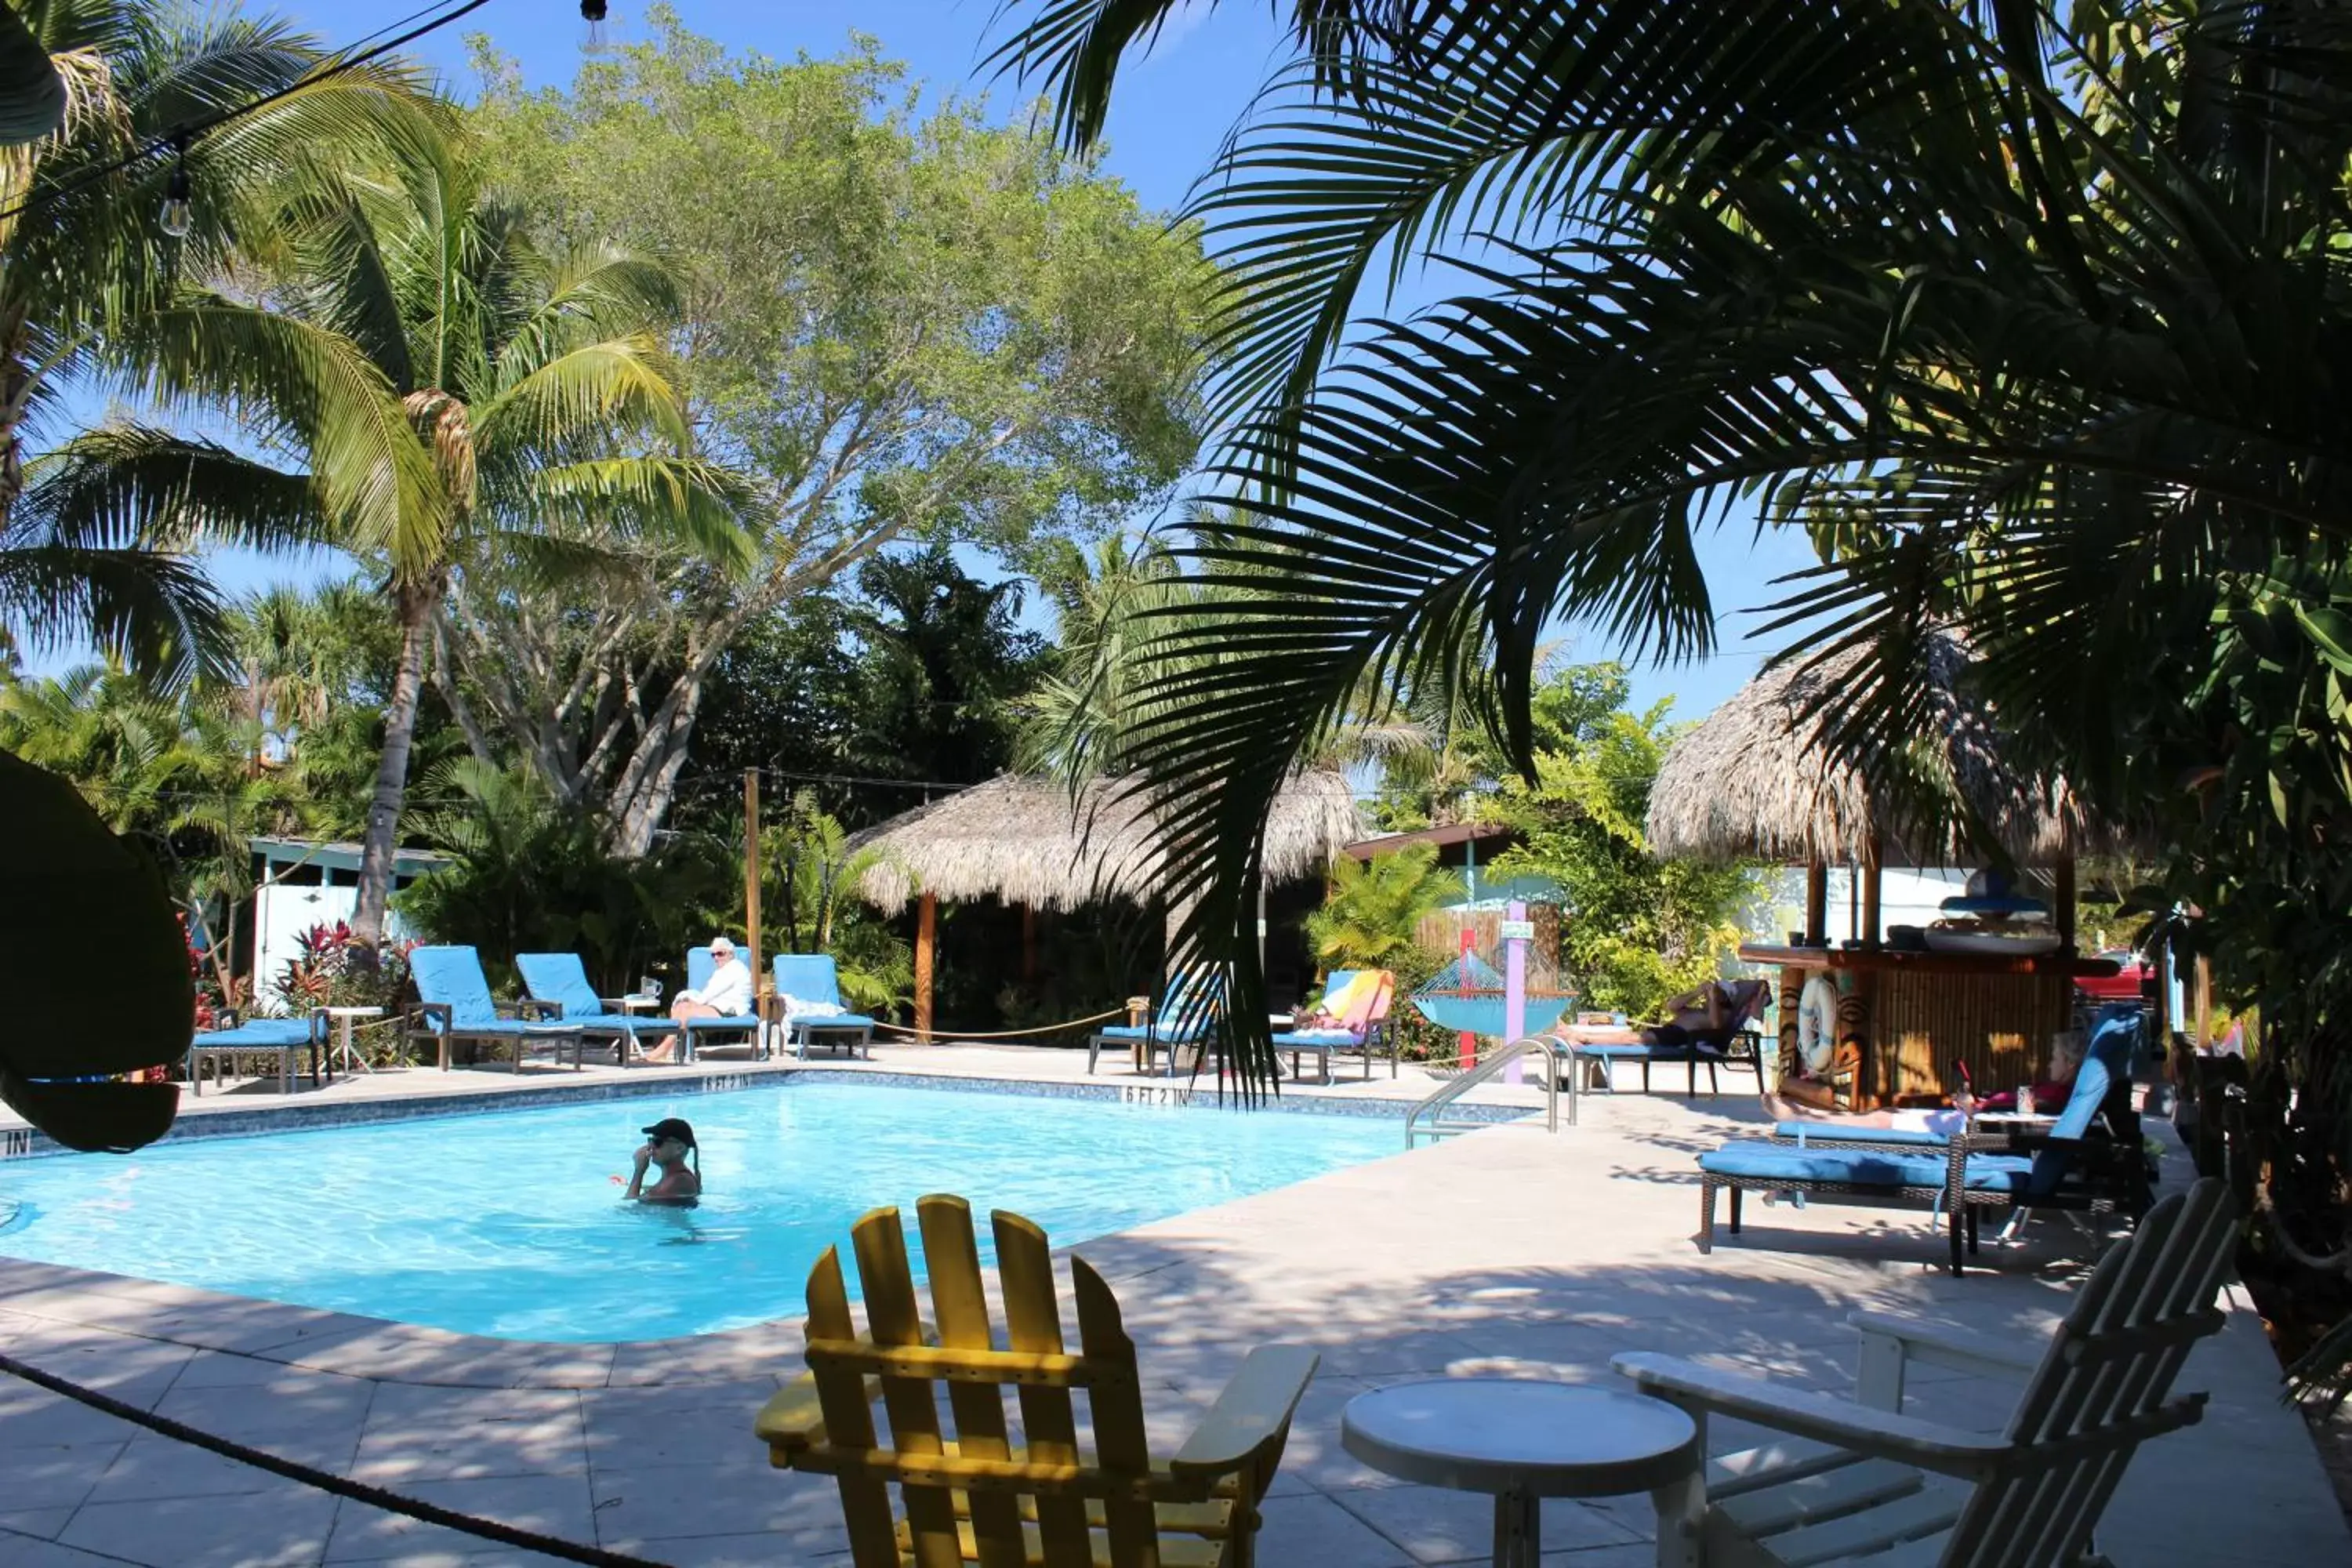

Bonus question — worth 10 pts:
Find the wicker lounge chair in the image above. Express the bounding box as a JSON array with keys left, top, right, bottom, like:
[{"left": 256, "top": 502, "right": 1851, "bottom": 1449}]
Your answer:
[
  {"left": 516, "top": 952, "right": 670, "bottom": 1064},
  {"left": 406, "top": 946, "right": 585, "bottom": 1071},
  {"left": 756, "top": 1194, "right": 1317, "bottom": 1566},
  {"left": 1694, "top": 1008, "right": 2151, "bottom": 1275}
]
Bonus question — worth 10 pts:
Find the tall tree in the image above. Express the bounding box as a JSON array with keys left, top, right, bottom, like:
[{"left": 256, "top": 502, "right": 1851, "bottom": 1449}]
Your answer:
[
  {"left": 0, "top": 0, "right": 437, "bottom": 684},
  {"left": 441, "top": 15, "right": 1210, "bottom": 853},
  {"left": 43, "top": 123, "right": 746, "bottom": 944}
]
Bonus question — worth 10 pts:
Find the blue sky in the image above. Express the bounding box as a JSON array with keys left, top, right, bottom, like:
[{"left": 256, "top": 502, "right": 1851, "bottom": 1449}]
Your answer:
[{"left": 209, "top": 1, "right": 1818, "bottom": 722}]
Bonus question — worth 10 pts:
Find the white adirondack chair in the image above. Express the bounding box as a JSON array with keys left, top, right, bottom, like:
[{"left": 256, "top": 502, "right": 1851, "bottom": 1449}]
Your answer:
[{"left": 1613, "top": 1178, "right": 2237, "bottom": 1567}]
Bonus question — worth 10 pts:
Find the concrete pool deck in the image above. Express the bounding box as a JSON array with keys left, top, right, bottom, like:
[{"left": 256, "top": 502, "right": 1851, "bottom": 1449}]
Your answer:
[{"left": 0, "top": 1046, "right": 2344, "bottom": 1566}]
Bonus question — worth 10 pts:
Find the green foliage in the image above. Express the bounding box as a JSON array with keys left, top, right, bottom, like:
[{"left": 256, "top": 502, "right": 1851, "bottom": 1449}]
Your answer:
[
  {"left": 1489, "top": 681, "right": 1764, "bottom": 1020},
  {"left": 273, "top": 920, "right": 414, "bottom": 1023},
  {"left": 690, "top": 546, "right": 1051, "bottom": 828},
  {"left": 1302, "top": 844, "right": 1462, "bottom": 973},
  {"left": 446, "top": 13, "right": 1209, "bottom": 848},
  {"left": 0, "top": 0, "right": 441, "bottom": 687},
  {"left": 757, "top": 791, "right": 913, "bottom": 1016},
  {"left": 395, "top": 759, "right": 724, "bottom": 994}
]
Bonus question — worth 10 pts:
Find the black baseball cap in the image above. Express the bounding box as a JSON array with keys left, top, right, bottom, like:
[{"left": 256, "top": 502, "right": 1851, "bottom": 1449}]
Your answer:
[{"left": 641, "top": 1117, "right": 697, "bottom": 1147}]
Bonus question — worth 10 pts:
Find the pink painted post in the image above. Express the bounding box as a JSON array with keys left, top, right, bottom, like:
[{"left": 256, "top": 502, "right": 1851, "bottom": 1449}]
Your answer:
[{"left": 1503, "top": 899, "right": 1528, "bottom": 1086}]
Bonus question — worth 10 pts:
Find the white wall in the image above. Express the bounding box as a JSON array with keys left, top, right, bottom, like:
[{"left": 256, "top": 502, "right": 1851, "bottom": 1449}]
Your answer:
[{"left": 253, "top": 884, "right": 419, "bottom": 1010}]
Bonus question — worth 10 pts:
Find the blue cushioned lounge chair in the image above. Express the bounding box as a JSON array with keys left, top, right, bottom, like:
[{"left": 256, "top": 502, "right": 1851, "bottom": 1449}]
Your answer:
[
  {"left": 678, "top": 944, "right": 765, "bottom": 1062},
  {"left": 1698, "top": 1006, "right": 2150, "bottom": 1275},
  {"left": 1269, "top": 969, "right": 1397, "bottom": 1083},
  {"left": 1087, "top": 970, "right": 1225, "bottom": 1075},
  {"left": 407, "top": 946, "right": 585, "bottom": 1072},
  {"left": 1769, "top": 1004, "right": 2141, "bottom": 1150},
  {"left": 187, "top": 1011, "right": 327, "bottom": 1095},
  {"left": 761, "top": 953, "right": 873, "bottom": 1059},
  {"left": 516, "top": 952, "right": 670, "bottom": 1065}
]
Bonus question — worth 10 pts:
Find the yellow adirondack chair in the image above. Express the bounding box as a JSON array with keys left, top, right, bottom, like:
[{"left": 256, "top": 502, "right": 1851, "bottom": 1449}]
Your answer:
[{"left": 754, "top": 1194, "right": 1319, "bottom": 1567}]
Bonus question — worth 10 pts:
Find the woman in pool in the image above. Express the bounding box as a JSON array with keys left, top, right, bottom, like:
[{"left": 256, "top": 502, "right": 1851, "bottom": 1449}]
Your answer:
[{"left": 621, "top": 1117, "right": 702, "bottom": 1206}]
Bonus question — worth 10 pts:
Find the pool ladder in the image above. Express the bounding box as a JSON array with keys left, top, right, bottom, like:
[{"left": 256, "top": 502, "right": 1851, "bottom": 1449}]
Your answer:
[{"left": 1403, "top": 1033, "right": 1579, "bottom": 1149}]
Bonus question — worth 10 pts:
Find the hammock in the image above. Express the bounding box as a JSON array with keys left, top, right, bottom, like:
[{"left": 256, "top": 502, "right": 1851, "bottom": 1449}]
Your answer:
[{"left": 1409, "top": 953, "right": 1574, "bottom": 1038}]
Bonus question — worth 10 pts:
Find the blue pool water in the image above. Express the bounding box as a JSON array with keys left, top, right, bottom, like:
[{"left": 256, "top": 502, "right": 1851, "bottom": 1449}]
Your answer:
[{"left": 0, "top": 1082, "right": 1399, "bottom": 1341}]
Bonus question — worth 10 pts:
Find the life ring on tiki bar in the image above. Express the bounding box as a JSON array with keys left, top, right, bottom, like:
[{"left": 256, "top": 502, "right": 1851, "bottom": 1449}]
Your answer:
[{"left": 1796, "top": 975, "right": 1840, "bottom": 1075}]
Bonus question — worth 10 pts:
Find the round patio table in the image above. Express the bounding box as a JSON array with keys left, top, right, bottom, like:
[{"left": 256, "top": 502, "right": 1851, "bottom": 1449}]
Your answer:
[
  {"left": 1340, "top": 1380, "right": 1701, "bottom": 1568},
  {"left": 321, "top": 1005, "right": 384, "bottom": 1077}
]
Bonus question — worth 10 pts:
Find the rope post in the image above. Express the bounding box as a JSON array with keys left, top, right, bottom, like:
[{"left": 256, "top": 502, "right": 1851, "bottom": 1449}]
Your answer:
[
  {"left": 743, "top": 769, "right": 764, "bottom": 1011},
  {"left": 1503, "top": 899, "right": 1528, "bottom": 1087},
  {"left": 1457, "top": 927, "right": 1476, "bottom": 1070}
]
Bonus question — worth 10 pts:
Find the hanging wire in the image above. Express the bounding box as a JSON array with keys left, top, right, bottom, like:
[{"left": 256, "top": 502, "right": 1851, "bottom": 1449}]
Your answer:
[{"left": 0, "top": 0, "right": 501, "bottom": 227}]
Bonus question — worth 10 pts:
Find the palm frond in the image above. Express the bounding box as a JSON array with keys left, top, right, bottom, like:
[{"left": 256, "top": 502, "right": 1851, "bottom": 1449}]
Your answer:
[
  {"left": 518, "top": 455, "right": 753, "bottom": 572},
  {"left": 19, "top": 423, "right": 328, "bottom": 554},
  {"left": 0, "top": 540, "right": 224, "bottom": 690},
  {"left": 476, "top": 333, "right": 695, "bottom": 453}
]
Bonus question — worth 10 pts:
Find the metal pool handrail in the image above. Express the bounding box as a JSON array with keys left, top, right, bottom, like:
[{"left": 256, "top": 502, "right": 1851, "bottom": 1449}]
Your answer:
[{"left": 1403, "top": 1033, "right": 1578, "bottom": 1149}]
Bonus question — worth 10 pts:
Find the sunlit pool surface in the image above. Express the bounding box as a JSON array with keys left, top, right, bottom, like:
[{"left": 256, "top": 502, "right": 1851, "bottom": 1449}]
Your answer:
[{"left": 0, "top": 1081, "right": 1399, "bottom": 1341}]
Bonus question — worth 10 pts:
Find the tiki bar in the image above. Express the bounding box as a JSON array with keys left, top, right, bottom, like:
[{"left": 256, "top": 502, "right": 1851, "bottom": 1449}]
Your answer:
[{"left": 1646, "top": 635, "right": 2122, "bottom": 1112}]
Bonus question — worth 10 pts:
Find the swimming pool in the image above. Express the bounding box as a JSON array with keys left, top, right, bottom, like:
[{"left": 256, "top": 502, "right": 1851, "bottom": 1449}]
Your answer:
[{"left": 0, "top": 1080, "right": 1402, "bottom": 1341}]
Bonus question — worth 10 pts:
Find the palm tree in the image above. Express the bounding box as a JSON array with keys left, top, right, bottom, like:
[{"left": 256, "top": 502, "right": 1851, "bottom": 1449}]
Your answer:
[
  {"left": 42, "top": 122, "right": 750, "bottom": 946},
  {"left": 990, "top": 1, "right": 2352, "bottom": 1079},
  {"left": 0, "top": 0, "right": 435, "bottom": 685},
  {"left": 1302, "top": 843, "right": 1461, "bottom": 973}
]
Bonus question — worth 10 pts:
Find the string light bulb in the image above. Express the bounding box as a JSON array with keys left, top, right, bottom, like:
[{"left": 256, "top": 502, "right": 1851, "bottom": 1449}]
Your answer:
[
  {"left": 158, "top": 140, "right": 192, "bottom": 239},
  {"left": 580, "top": 0, "right": 608, "bottom": 47}
]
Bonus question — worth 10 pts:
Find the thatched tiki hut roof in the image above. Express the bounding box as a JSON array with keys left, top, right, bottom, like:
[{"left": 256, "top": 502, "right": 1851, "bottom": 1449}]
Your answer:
[
  {"left": 1645, "top": 633, "right": 2105, "bottom": 869},
  {"left": 848, "top": 771, "right": 1363, "bottom": 1039},
  {"left": 849, "top": 770, "right": 1363, "bottom": 914}
]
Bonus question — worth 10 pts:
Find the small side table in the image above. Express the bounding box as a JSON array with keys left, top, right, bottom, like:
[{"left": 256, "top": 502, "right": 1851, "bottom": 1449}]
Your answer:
[
  {"left": 619, "top": 995, "right": 662, "bottom": 1014},
  {"left": 1341, "top": 1380, "right": 1701, "bottom": 1568},
  {"left": 321, "top": 1006, "right": 385, "bottom": 1076}
]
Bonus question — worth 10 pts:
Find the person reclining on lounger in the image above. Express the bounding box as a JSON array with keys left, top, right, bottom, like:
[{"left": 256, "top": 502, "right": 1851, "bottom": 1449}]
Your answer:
[
  {"left": 620, "top": 1117, "right": 702, "bottom": 1205},
  {"left": 644, "top": 937, "right": 752, "bottom": 1063},
  {"left": 1641, "top": 978, "right": 1769, "bottom": 1050}
]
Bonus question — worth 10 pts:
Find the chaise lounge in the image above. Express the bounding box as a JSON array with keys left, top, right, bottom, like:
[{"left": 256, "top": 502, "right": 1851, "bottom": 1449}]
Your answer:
[
  {"left": 673, "top": 942, "right": 767, "bottom": 1061},
  {"left": 187, "top": 1011, "right": 328, "bottom": 1095},
  {"left": 1694, "top": 1007, "right": 2151, "bottom": 1274},
  {"left": 1086, "top": 970, "right": 1223, "bottom": 1075},
  {"left": 406, "top": 946, "right": 586, "bottom": 1072},
  {"left": 1573, "top": 977, "right": 1773, "bottom": 1097},
  {"left": 516, "top": 951, "right": 673, "bottom": 1064},
  {"left": 1269, "top": 967, "right": 1397, "bottom": 1083},
  {"left": 763, "top": 953, "right": 875, "bottom": 1058}
]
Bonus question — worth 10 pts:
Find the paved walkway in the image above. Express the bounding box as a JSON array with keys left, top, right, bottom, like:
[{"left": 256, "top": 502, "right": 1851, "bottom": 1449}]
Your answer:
[{"left": 0, "top": 1048, "right": 2343, "bottom": 1566}]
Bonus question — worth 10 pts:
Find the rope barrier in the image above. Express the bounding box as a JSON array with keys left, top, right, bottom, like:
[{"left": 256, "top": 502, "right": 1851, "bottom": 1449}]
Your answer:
[
  {"left": 0, "top": 1352, "right": 674, "bottom": 1567},
  {"left": 867, "top": 1007, "right": 1129, "bottom": 1040}
]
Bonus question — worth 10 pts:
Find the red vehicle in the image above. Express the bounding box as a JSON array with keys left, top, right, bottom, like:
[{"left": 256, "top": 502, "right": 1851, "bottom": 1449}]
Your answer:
[{"left": 2075, "top": 949, "right": 2153, "bottom": 1004}]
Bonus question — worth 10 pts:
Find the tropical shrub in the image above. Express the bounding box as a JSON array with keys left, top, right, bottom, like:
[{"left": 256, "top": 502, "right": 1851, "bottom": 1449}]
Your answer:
[
  {"left": 1490, "top": 691, "right": 1763, "bottom": 1021},
  {"left": 1303, "top": 844, "right": 1462, "bottom": 973},
  {"left": 759, "top": 791, "right": 913, "bottom": 1016},
  {"left": 274, "top": 920, "right": 413, "bottom": 1016},
  {"left": 394, "top": 761, "right": 724, "bottom": 995}
]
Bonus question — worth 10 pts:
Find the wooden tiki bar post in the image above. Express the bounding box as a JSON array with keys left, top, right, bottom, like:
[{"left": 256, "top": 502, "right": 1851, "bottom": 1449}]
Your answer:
[{"left": 913, "top": 891, "right": 937, "bottom": 1044}]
